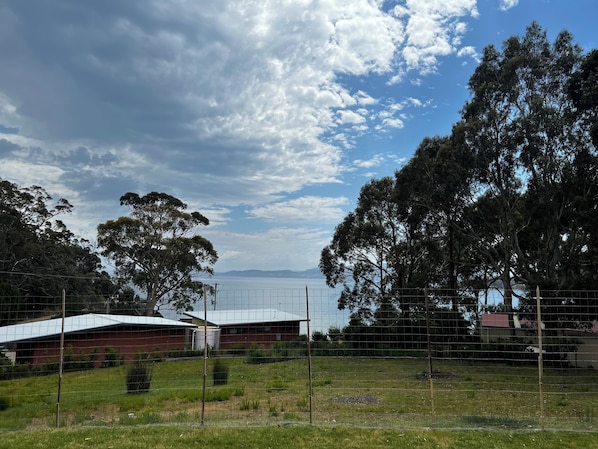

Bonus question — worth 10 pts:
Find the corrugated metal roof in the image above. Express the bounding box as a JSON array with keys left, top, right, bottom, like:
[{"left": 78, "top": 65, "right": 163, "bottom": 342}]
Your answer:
[
  {"left": 0, "top": 313, "right": 195, "bottom": 344},
  {"left": 184, "top": 309, "right": 306, "bottom": 327}
]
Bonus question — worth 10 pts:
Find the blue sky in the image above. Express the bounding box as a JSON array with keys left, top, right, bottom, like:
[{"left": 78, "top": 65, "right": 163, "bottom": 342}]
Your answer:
[{"left": 0, "top": 0, "right": 596, "bottom": 272}]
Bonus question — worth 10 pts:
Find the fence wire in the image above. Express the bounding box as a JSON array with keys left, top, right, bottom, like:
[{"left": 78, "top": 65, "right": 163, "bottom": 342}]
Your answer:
[{"left": 0, "top": 286, "right": 597, "bottom": 431}]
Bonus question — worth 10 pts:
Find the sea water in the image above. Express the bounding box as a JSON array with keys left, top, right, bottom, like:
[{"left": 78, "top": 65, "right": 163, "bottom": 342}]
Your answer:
[{"left": 163, "top": 276, "right": 511, "bottom": 335}]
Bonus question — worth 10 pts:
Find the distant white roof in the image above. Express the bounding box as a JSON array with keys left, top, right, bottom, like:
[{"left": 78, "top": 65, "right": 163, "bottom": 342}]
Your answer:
[
  {"left": 0, "top": 313, "right": 195, "bottom": 344},
  {"left": 184, "top": 309, "right": 306, "bottom": 327}
]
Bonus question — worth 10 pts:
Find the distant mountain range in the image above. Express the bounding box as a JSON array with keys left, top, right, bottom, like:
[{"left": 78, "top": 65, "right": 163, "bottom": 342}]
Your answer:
[{"left": 216, "top": 268, "right": 324, "bottom": 279}]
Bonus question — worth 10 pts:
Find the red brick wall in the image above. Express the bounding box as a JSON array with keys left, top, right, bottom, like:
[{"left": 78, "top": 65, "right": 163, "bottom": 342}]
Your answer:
[
  {"left": 16, "top": 327, "right": 189, "bottom": 366},
  {"left": 218, "top": 322, "right": 300, "bottom": 350}
]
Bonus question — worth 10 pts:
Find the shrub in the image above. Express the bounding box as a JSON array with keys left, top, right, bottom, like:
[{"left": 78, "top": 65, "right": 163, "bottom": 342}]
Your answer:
[
  {"left": 312, "top": 331, "right": 328, "bottom": 342},
  {"left": 226, "top": 343, "right": 246, "bottom": 355},
  {"left": 246, "top": 344, "right": 268, "bottom": 364},
  {"left": 102, "top": 346, "right": 123, "bottom": 368},
  {"left": 0, "top": 397, "right": 9, "bottom": 411},
  {"left": 126, "top": 356, "right": 154, "bottom": 394},
  {"left": 166, "top": 348, "right": 202, "bottom": 359},
  {"left": 212, "top": 358, "right": 229, "bottom": 386}
]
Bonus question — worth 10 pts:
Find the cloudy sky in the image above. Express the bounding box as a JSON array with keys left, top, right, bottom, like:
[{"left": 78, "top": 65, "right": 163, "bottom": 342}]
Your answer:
[{"left": 0, "top": 0, "right": 596, "bottom": 273}]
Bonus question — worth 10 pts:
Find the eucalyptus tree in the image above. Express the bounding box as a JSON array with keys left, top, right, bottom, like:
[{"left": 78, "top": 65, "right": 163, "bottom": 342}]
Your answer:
[
  {"left": 320, "top": 176, "right": 437, "bottom": 325},
  {"left": 569, "top": 49, "right": 598, "bottom": 147},
  {"left": 459, "top": 22, "right": 592, "bottom": 316},
  {"left": 97, "top": 192, "right": 217, "bottom": 316},
  {"left": 566, "top": 49, "right": 598, "bottom": 290},
  {"left": 395, "top": 135, "right": 478, "bottom": 293},
  {"left": 0, "top": 178, "right": 105, "bottom": 323}
]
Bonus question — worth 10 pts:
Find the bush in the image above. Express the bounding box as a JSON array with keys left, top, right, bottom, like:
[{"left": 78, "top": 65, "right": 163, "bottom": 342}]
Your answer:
[
  {"left": 126, "top": 356, "right": 154, "bottom": 394},
  {"left": 102, "top": 346, "right": 123, "bottom": 368},
  {"left": 225, "top": 343, "right": 246, "bottom": 355},
  {"left": 212, "top": 358, "right": 229, "bottom": 386},
  {"left": 166, "top": 348, "right": 202, "bottom": 359},
  {"left": 0, "top": 397, "right": 9, "bottom": 411},
  {"left": 246, "top": 344, "right": 268, "bottom": 364}
]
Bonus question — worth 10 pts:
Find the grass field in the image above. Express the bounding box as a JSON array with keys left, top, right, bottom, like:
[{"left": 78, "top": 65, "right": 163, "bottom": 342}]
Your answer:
[
  {"left": 0, "top": 356, "right": 596, "bottom": 433},
  {"left": 1, "top": 425, "right": 598, "bottom": 449}
]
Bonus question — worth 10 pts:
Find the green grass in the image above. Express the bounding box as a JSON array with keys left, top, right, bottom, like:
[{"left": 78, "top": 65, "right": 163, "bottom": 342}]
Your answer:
[
  {"left": 0, "top": 357, "right": 596, "bottom": 431},
  {"left": 0, "top": 426, "right": 597, "bottom": 449}
]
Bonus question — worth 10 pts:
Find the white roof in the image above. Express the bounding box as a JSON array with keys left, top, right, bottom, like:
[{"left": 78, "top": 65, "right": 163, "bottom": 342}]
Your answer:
[
  {"left": 0, "top": 313, "right": 195, "bottom": 344},
  {"left": 184, "top": 309, "right": 306, "bottom": 327}
]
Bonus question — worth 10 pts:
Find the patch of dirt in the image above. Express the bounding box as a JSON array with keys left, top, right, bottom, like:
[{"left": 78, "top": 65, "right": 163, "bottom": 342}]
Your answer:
[{"left": 333, "top": 395, "right": 379, "bottom": 405}]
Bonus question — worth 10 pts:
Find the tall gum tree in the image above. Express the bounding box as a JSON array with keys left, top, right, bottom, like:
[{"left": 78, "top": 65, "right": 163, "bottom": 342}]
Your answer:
[
  {"left": 0, "top": 178, "right": 106, "bottom": 322},
  {"left": 97, "top": 192, "right": 217, "bottom": 316},
  {"left": 459, "top": 22, "right": 590, "bottom": 318}
]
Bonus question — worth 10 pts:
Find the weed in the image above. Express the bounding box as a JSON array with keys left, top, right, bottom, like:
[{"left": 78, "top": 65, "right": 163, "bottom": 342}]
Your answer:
[
  {"left": 296, "top": 397, "right": 308, "bottom": 411},
  {"left": 240, "top": 399, "right": 260, "bottom": 411}
]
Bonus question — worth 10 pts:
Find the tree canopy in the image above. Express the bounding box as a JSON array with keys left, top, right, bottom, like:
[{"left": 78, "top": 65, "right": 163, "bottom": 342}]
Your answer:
[
  {"left": 0, "top": 179, "right": 107, "bottom": 324},
  {"left": 97, "top": 192, "right": 217, "bottom": 316},
  {"left": 321, "top": 22, "right": 597, "bottom": 332}
]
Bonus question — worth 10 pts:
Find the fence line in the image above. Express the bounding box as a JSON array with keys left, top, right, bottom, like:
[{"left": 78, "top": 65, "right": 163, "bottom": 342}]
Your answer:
[{"left": 0, "top": 286, "right": 596, "bottom": 430}]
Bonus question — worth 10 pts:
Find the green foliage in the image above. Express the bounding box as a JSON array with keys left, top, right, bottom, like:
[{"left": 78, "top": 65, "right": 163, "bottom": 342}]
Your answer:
[
  {"left": 126, "top": 357, "right": 154, "bottom": 394},
  {"left": 321, "top": 22, "right": 597, "bottom": 331},
  {"left": 240, "top": 398, "right": 259, "bottom": 411},
  {"left": 166, "top": 348, "right": 202, "bottom": 359},
  {"left": 97, "top": 191, "right": 218, "bottom": 316},
  {"left": 63, "top": 345, "right": 97, "bottom": 372},
  {"left": 0, "top": 178, "right": 110, "bottom": 323},
  {"left": 101, "top": 346, "right": 123, "bottom": 368},
  {"left": 177, "top": 388, "right": 234, "bottom": 403},
  {"left": 311, "top": 331, "right": 328, "bottom": 342},
  {"left": 2, "top": 426, "right": 598, "bottom": 449},
  {"left": 0, "top": 396, "right": 9, "bottom": 411},
  {"left": 246, "top": 344, "right": 268, "bottom": 364},
  {"left": 327, "top": 326, "right": 343, "bottom": 342},
  {"left": 225, "top": 343, "right": 246, "bottom": 355},
  {"left": 212, "top": 358, "right": 229, "bottom": 386}
]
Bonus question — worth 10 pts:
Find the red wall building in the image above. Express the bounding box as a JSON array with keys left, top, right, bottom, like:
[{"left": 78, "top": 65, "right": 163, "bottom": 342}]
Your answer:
[
  {"left": 0, "top": 314, "right": 195, "bottom": 367},
  {"left": 185, "top": 309, "right": 305, "bottom": 350}
]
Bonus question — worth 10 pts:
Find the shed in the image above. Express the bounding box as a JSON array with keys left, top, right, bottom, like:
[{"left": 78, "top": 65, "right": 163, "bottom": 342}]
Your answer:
[
  {"left": 480, "top": 313, "right": 523, "bottom": 343},
  {"left": 0, "top": 313, "right": 196, "bottom": 367},
  {"left": 184, "top": 309, "right": 306, "bottom": 350}
]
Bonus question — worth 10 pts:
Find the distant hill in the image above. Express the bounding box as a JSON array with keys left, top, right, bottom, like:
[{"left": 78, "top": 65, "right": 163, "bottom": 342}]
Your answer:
[{"left": 216, "top": 268, "right": 324, "bottom": 279}]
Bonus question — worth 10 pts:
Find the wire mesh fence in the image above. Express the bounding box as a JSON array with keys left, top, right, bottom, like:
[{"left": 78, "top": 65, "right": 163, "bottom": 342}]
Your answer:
[{"left": 0, "top": 283, "right": 597, "bottom": 431}]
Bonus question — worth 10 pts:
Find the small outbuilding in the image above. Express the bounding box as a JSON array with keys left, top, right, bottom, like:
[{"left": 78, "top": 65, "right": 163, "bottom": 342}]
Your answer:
[
  {"left": 480, "top": 313, "right": 598, "bottom": 369},
  {"left": 0, "top": 313, "right": 196, "bottom": 367},
  {"left": 184, "top": 308, "right": 306, "bottom": 350}
]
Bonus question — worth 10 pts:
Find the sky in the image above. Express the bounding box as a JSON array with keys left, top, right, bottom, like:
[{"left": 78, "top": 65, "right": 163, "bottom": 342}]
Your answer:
[{"left": 0, "top": 0, "right": 596, "bottom": 273}]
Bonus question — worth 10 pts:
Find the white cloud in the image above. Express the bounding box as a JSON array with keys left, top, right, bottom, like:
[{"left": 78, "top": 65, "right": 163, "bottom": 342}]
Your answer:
[
  {"left": 248, "top": 196, "right": 349, "bottom": 223},
  {"left": 499, "top": 0, "right": 519, "bottom": 11},
  {"left": 396, "top": 0, "right": 478, "bottom": 74},
  {"left": 209, "top": 226, "right": 334, "bottom": 271},
  {"left": 0, "top": 0, "right": 485, "bottom": 271},
  {"left": 353, "top": 154, "right": 386, "bottom": 169},
  {"left": 457, "top": 45, "right": 479, "bottom": 61},
  {"left": 381, "top": 117, "right": 405, "bottom": 129},
  {"left": 337, "top": 109, "right": 367, "bottom": 126}
]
